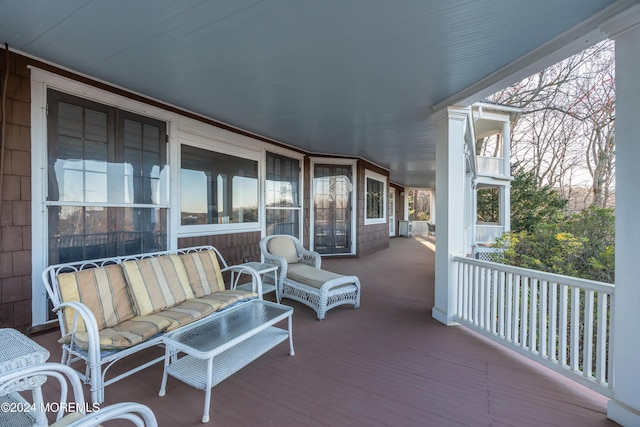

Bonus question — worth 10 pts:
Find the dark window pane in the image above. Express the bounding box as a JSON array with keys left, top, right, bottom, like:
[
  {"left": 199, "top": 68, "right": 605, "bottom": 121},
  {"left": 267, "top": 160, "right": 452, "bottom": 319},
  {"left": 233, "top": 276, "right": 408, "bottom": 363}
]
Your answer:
[
  {"left": 50, "top": 99, "right": 110, "bottom": 202},
  {"left": 84, "top": 140, "right": 108, "bottom": 171},
  {"left": 48, "top": 206, "right": 167, "bottom": 264},
  {"left": 143, "top": 124, "right": 160, "bottom": 152},
  {"left": 266, "top": 209, "right": 300, "bottom": 238},
  {"left": 366, "top": 177, "right": 385, "bottom": 219},
  {"left": 58, "top": 102, "right": 83, "bottom": 138},
  {"left": 122, "top": 118, "right": 165, "bottom": 204},
  {"left": 181, "top": 145, "right": 258, "bottom": 225},
  {"left": 47, "top": 89, "right": 169, "bottom": 265},
  {"left": 313, "top": 164, "right": 352, "bottom": 254},
  {"left": 85, "top": 109, "right": 108, "bottom": 143},
  {"left": 266, "top": 152, "right": 301, "bottom": 237},
  {"left": 266, "top": 152, "right": 299, "bottom": 208},
  {"left": 123, "top": 119, "right": 142, "bottom": 150}
]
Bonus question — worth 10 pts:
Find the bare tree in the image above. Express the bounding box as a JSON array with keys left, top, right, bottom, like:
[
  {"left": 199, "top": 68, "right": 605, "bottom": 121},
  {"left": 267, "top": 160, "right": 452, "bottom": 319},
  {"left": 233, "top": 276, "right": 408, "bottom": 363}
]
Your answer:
[
  {"left": 572, "top": 44, "right": 616, "bottom": 207},
  {"left": 488, "top": 40, "right": 615, "bottom": 209}
]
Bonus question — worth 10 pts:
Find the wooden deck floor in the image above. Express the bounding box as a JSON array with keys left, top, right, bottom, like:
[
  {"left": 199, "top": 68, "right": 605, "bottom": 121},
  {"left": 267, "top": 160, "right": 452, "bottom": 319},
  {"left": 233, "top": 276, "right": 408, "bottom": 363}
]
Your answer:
[{"left": 31, "top": 236, "right": 616, "bottom": 426}]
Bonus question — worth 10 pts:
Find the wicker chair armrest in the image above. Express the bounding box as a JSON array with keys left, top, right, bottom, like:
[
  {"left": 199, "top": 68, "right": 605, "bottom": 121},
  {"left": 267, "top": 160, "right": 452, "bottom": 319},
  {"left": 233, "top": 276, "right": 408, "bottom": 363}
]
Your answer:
[
  {"left": 223, "top": 265, "right": 264, "bottom": 297},
  {"left": 261, "top": 253, "right": 288, "bottom": 288},
  {"left": 289, "top": 237, "right": 321, "bottom": 268},
  {"left": 298, "top": 249, "right": 321, "bottom": 268},
  {"left": 64, "top": 402, "right": 158, "bottom": 427},
  {"left": 0, "top": 363, "right": 88, "bottom": 424},
  {"left": 262, "top": 252, "right": 287, "bottom": 270}
]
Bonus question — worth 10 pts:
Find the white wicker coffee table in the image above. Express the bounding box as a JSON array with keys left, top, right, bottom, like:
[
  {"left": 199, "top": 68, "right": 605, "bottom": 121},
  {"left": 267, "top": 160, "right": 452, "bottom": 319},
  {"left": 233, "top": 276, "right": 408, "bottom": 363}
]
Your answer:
[{"left": 159, "top": 300, "right": 294, "bottom": 423}]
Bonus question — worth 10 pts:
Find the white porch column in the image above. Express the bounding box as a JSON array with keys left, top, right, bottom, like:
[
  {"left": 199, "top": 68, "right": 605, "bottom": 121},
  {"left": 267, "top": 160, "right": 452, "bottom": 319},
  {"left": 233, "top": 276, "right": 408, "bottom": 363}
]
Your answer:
[
  {"left": 466, "top": 174, "right": 476, "bottom": 254},
  {"left": 428, "top": 190, "right": 436, "bottom": 224},
  {"left": 602, "top": 6, "right": 640, "bottom": 426},
  {"left": 502, "top": 183, "right": 511, "bottom": 233},
  {"left": 502, "top": 121, "right": 511, "bottom": 177},
  {"left": 432, "top": 106, "right": 468, "bottom": 325},
  {"left": 502, "top": 121, "right": 511, "bottom": 233}
]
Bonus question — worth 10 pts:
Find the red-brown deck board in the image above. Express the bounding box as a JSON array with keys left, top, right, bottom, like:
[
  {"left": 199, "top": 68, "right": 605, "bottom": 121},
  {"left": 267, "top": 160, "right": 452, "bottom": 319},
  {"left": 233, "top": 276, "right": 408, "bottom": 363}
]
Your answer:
[{"left": 30, "top": 236, "right": 615, "bottom": 426}]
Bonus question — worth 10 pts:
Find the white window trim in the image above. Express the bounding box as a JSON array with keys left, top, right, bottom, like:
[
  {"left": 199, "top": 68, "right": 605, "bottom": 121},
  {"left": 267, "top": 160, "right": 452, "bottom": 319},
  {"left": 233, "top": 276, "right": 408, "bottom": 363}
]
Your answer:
[
  {"left": 365, "top": 169, "right": 388, "bottom": 225},
  {"left": 389, "top": 185, "right": 396, "bottom": 236}
]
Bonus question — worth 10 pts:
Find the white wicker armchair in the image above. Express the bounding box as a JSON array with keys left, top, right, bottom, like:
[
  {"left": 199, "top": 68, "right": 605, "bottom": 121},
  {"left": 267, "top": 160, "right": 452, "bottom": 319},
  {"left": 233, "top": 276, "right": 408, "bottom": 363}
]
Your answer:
[
  {"left": 0, "top": 362, "right": 158, "bottom": 427},
  {"left": 0, "top": 363, "right": 85, "bottom": 426},
  {"left": 65, "top": 402, "right": 158, "bottom": 427},
  {"left": 260, "top": 235, "right": 360, "bottom": 320}
]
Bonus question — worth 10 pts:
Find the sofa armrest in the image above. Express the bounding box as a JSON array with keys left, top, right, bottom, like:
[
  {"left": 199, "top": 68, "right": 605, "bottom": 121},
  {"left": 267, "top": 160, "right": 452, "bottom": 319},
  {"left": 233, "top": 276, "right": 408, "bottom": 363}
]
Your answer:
[
  {"left": 224, "top": 265, "right": 264, "bottom": 298},
  {"left": 55, "top": 301, "right": 102, "bottom": 370}
]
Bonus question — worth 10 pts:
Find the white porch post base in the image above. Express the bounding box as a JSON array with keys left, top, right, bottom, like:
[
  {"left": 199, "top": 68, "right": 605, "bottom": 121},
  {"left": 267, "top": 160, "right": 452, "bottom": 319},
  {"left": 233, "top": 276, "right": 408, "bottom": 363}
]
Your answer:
[
  {"left": 608, "top": 400, "right": 640, "bottom": 426},
  {"left": 431, "top": 307, "right": 458, "bottom": 326}
]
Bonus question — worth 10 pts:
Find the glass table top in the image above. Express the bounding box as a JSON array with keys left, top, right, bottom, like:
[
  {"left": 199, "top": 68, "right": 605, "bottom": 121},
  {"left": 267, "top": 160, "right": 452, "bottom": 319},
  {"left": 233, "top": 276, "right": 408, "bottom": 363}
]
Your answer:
[{"left": 166, "top": 301, "right": 291, "bottom": 355}]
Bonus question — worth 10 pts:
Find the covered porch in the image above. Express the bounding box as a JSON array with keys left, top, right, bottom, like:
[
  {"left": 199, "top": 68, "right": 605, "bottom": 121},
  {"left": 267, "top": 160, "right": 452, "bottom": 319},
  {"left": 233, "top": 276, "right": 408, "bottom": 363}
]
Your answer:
[
  {"left": 1, "top": 1, "right": 640, "bottom": 424},
  {"left": 31, "top": 236, "right": 612, "bottom": 426}
]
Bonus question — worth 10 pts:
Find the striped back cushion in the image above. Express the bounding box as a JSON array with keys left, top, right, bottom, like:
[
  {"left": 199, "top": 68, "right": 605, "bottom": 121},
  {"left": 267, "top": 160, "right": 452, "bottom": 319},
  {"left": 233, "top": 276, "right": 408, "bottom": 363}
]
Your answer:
[
  {"left": 57, "top": 264, "right": 135, "bottom": 333},
  {"left": 122, "top": 254, "right": 194, "bottom": 316},
  {"left": 180, "top": 250, "right": 226, "bottom": 297}
]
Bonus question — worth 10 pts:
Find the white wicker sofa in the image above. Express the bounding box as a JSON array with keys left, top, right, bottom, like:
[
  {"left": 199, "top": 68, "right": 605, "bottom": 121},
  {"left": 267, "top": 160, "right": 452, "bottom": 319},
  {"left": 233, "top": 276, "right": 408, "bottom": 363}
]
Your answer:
[
  {"left": 42, "top": 246, "right": 262, "bottom": 405},
  {"left": 260, "top": 235, "right": 360, "bottom": 320}
]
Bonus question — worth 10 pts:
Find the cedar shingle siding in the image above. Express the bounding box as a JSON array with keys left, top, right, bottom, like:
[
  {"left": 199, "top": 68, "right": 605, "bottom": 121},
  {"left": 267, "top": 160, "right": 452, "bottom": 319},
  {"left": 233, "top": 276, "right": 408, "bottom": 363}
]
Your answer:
[{"left": 0, "top": 52, "right": 32, "bottom": 330}]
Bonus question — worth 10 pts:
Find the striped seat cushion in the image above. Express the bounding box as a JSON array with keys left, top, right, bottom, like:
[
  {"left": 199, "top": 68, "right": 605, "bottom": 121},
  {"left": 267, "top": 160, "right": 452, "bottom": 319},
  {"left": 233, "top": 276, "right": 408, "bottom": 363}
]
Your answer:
[
  {"left": 122, "top": 255, "right": 195, "bottom": 316},
  {"left": 152, "top": 299, "right": 220, "bottom": 332},
  {"left": 180, "top": 250, "right": 226, "bottom": 297},
  {"left": 57, "top": 264, "right": 136, "bottom": 334},
  {"left": 148, "top": 290, "right": 260, "bottom": 332},
  {"left": 286, "top": 264, "right": 354, "bottom": 289},
  {"left": 196, "top": 289, "right": 259, "bottom": 308},
  {"left": 60, "top": 313, "right": 173, "bottom": 350}
]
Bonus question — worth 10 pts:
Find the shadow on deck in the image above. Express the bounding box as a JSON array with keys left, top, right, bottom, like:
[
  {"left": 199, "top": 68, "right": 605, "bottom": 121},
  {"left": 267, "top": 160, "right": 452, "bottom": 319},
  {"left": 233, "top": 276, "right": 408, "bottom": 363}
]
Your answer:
[{"left": 32, "top": 236, "right": 615, "bottom": 426}]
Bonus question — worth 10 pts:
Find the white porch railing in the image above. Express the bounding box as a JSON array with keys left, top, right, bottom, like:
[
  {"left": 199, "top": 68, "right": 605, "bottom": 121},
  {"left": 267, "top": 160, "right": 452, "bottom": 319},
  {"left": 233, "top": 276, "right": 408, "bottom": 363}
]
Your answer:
[
  {"left": 477, "top": 156, "right": 505, "bottom": 176},
  {"left": 409, "top": 221, "right": 432, "bottom": 235},
  {"left": 453, "top": 256, "right": 614, "bottom": 397},
  {"left": 475, "top": 224, "right": 504, "bottom": 244}
]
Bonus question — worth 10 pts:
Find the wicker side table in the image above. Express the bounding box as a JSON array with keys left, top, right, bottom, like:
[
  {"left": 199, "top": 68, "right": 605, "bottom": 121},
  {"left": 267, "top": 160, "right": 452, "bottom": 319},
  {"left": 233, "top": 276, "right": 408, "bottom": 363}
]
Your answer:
[{"left": 0, "top": 328, "right": 51, "bottom": 426}]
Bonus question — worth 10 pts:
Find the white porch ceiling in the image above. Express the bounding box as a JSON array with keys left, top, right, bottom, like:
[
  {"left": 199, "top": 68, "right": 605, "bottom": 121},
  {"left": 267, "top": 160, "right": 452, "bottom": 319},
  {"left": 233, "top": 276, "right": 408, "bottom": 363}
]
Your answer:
[{"left": 0, "top": 0, "right": 633, "bottom": 188}]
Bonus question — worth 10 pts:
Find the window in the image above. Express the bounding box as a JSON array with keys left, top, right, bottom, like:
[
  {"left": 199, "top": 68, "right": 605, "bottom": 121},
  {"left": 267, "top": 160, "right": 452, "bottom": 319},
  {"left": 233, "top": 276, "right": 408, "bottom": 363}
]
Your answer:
[
  {"left": 180, "top": 145, "right": 258, "bottom": 227},
  {"left": 365, "top": 170, "right": 387, "bottom": 224},
  {"left": 47, "top": 90, "right": 168, "bottom": 264},
  {"left": 265, "top": 152, "right": 301, "bottom": 237}
]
